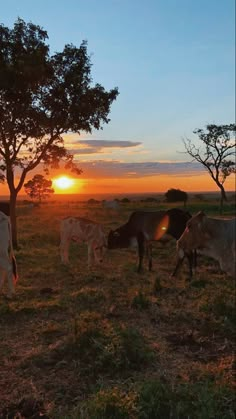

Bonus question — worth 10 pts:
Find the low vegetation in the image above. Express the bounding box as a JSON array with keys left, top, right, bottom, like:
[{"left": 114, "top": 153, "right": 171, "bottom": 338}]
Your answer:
[{"left": 0, "top": 198, "right": 235, "bottom": 418}]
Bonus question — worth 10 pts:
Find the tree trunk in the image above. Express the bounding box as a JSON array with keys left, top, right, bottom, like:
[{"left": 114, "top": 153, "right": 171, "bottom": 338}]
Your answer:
[
  {"left": 9, "top": 191, "right": 18, "bottom": 248},
  {"left": 219, "top": 184, "right": 227, "bottom": 215}
]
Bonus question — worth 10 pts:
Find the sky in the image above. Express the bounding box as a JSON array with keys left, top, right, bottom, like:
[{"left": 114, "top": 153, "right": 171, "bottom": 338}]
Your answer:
[{"left": 1, "top": 0, "right": 235, "bottom": 195}]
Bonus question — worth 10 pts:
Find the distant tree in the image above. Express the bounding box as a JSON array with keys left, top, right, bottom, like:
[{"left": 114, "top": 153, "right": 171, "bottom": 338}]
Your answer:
[
  {"left": 142, "top": 197, "right": 159, "bottom": 203},
  {"left": 121, "top": 197, "right": 130, "bottom": 203},
  {"left": 183, "top": 124, "right": 236, "bottom": 213},
  {"left": 0, "top": 18, "right": 119, "bottom": 246},
  {"left": 193, "top": 194, "right": 205, "bottom": 202},
  {"left": 24, "top": 174, "right": 54, "bottom": 203},
  {"left": 87, "top": 198, "right": 99, "bottom": 205},
  {"left": 165, "top": 188, "right": 188, "bottom": 205}
]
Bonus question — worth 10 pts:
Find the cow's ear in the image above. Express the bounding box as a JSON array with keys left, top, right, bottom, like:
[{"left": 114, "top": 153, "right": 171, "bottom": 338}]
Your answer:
[
  {"left": 197, "top": 211, "right": 206, "bottom": 218},
  {"left": 196, "top": 211, "right": 207, "bottom": 230}
]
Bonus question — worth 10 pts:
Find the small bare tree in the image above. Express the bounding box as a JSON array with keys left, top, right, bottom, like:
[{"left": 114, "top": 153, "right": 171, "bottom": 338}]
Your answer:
[{"left": 183, "top": 124, "right": 236, "bottom": 212}]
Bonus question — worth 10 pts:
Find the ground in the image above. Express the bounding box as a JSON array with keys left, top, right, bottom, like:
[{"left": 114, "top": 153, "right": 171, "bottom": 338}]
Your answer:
[{"left": 0, "top": 199, "right": 235, "bottom": 418}]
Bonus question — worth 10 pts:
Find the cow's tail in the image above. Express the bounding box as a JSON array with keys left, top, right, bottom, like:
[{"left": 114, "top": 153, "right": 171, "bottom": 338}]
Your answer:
[{"left": 8, "top": 217, "right": 18, "bottom": 284}]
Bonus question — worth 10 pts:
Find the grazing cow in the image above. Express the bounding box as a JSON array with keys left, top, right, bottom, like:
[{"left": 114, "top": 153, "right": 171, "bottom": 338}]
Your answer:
[
  {"left": 108, "top": 208, "right": 195, "bottom": 274},
  {"left": 0, "top": 211, "right": 18, "bottom": 298},
  {"left": 60, "top": 217, "right": 107, "bottom": 268},
  {"left": 102, "top": 199, "right": 120, "bottom": 212},
  {"left": 177, "top": 211, "right": 236, "bottom": 278}
]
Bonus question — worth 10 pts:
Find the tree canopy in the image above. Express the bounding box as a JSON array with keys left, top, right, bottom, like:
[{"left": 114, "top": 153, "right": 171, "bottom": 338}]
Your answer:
[
  {"left": 165, "top": 188, "right": 188, "bottom": 204},
  {"left": 24, "top": 174, "right": 54, "bottom": 202},
  {"left": 0, "top": 18, "right": 119, "bottom": 244}
]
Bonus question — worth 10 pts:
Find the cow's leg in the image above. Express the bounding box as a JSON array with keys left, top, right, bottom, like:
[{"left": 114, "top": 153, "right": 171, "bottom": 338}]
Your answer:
[
  {"left": 186, "top": 253, "right": 193, "bottom": 280},
  {"left": 146, "top": 243, "right": 153, "bottom": 271},
  {"left": 88, "top": 244, "right": 94, "bottom": 268},
  {"left": 0, "top": 266, "right": 6, "bottom": 294},
  {"left": 60, "top": 239, "right": 70, "bottom": 264},
  {"left": 137, "top": 233, "right": 145, "bottom": 273},
  {"left": 0, "top": 257, "right": 15, "bottom": 298},
  {"left": 171, "top": 257, "right": 184, "bottom": 277},
  {"left": 171, "top": 253, "right": 185, "bottom": 277},
  {"left": 6, "top": 263, "right": 15, "bottom": 298}
]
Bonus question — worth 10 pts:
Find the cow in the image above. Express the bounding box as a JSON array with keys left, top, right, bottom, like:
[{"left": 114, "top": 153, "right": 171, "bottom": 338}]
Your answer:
[
  {"left": 60, "top": 217, "right": 107, "bottom": 268},
  {"left": 177, "top": 211, "right": 236, "bottom": 278},
  {"left": 0, "top": 211, "right": 18, "bottom": 298},
  {"left": 0, "top": 202, "right": 10, "bottom": 216},
  {"left": 102, "top": 199, "right": 120, "bottom": 212},
  {"left": 107, "top": 208, "right": 195, "bottom": 275}
]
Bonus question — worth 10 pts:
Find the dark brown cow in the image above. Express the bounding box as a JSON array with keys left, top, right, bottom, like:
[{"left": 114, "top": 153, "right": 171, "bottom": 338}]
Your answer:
[{"left": 108, "top": 208, "right": 196, "bottom": 275}]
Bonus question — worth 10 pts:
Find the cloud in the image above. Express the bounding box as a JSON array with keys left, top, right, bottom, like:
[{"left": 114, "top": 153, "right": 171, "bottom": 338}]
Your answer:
[
  {"left": 74, "top": 160, "right": 205, "bottom": 178},
  {"left": 79, "top": 140, "right": 142, "bottom": 148},
  {"left": 67, "top": 139, "right": 142, "bottom": 155}
]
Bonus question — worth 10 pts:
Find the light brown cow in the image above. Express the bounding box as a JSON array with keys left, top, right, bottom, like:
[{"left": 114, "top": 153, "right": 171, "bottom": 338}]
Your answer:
[
  {"left": 60, "top": 217, "right": 107, "bottom": 268},
  {"left": 177, "top": 211, "right": 236, "bottom": 278},
  {"left": 0, "top": 211, "right": 18, "bottom": 298}
]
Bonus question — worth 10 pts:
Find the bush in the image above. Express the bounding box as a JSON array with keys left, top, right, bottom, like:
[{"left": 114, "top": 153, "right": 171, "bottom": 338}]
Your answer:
[
  {"left": 131, "top": 291, "right": 150, "bottom": 310},
  {"left": 87, "top": 387, "right": 137, "bottom": 419},
  {"left": 165, "top": 188, "right": 188, "bottom": 204},
  {"left": 137, "top": 379, "right": 236, "bottom": 419}
]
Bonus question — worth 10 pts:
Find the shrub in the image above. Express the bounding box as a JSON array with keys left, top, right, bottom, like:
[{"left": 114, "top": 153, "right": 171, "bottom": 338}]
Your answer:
[
  {"left": 87, "top": 387, "right": 137, "bottom": 419},
  {"left": 137, "top": 379, "right": 174, "bottom": 418},
  {"left": 165, "top": 188, "right": 188, "bottom": 204},
  {"left": 131, "top": 291, "right": 150, "bottom": 310}
]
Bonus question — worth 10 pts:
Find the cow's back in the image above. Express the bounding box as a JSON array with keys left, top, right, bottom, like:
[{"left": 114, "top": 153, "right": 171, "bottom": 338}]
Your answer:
[
  {"left": 126, "top": 211, "right": 166, "bottom": 239},
  {"left": 60, "top": 216, "right": 104, "bottom": 243}
]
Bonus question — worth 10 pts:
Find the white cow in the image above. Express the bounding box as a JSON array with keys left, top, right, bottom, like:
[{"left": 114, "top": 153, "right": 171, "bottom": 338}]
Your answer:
[
  {"left": 102, "top": 200, "right": 120, "bottom": 212},
  {"left": 60, "top": 217, "right": 107, "bottom": 268},
  {"left": 177, "top": 211, "right": 236, "bottom": 278},
  {"left": 0, "top": 211, "right": 18, "bottom": 298}
]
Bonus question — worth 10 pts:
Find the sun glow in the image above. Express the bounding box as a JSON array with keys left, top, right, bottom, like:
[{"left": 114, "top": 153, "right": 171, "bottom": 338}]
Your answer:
[{"left": 53, "top": 176, "right": 75, "bottom": 191}]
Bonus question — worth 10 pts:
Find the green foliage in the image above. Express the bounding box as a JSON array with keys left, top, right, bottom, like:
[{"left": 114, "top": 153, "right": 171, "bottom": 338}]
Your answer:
[
  {"left": 53, "top": 313, "right": 155, "bottom": 376},
  {"left": 0, "top": 17, "right": 118, "bottom": 244},
  {"left": 137, "top": 379, "right": 236, "bottom": 419},
  {"left": 137, "top": 379, "right": 174, "bottom": 418},
  {"left": 87, "top": 387, "right": 137, "bottom": 419},
  {"left": 131, "top": 291, "right": 150, "bottom": 310},
  {"left": 201, "top": 295, "right": 236, "bottom": 323}
]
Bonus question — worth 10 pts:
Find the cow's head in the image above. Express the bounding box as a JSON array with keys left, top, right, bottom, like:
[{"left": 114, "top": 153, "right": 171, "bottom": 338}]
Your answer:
[
  {"left": 177, "top": 211, "right": 208, "bottom": 253},
  {"left": 93, "top": 232, "right": 107, "bottom": 263},
  {"left": 107, "top": 229, "right": 130, "bottom": 249}
]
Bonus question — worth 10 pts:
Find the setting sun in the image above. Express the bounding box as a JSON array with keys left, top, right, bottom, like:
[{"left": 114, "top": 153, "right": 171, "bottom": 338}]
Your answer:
[{"left": 53, "top": 176, "right": 75, "bottom": 190}]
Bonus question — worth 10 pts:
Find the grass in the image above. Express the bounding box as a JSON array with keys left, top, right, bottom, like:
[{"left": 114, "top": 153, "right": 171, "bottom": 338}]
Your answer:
[{"left": 0, "top": 199, "right": 235, "bottom": 418}]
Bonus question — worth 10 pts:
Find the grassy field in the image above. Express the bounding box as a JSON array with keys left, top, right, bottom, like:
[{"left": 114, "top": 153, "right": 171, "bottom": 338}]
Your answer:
[{"left": 0, "top": 200, "right": 235, "bottom": 418}]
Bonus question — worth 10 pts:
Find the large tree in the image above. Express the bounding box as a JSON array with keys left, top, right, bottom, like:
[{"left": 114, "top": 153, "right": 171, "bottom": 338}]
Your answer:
[
  {"left": 183, "top": 124, "right": 236, "bottom": 211},
  {"left": 0, "top": 18, "right": 118, "bottom": 245}
]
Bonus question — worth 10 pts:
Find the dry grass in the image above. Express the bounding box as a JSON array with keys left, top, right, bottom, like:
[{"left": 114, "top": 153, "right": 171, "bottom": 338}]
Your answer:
[{"left": 0, "top": 200, "right": 235, "bottom": 418}]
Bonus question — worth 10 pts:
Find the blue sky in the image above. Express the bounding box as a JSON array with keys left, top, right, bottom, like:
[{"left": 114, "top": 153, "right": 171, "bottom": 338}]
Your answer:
[{"left": 1, "top": 0, "right": 235, "bottom": 192}]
